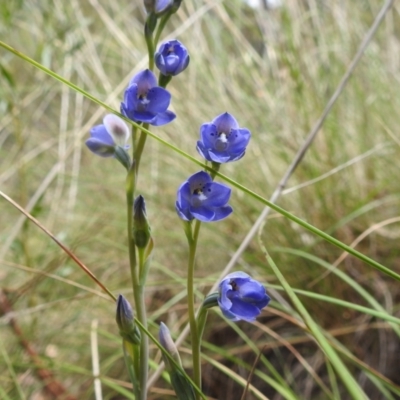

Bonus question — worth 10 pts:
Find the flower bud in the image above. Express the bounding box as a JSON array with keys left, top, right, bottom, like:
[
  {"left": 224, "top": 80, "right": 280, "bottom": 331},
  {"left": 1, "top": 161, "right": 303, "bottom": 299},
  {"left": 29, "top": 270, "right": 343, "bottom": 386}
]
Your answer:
[
  {"left": 218, "top": 272, "right": 270, "bottom": 322},
  {"left": 155, "top": 40, "right": 190, "bottom": 77},
  {"left": 159, "top": 323, "right": 196, "bottom": 400},
  {"left": 86, "top": 114, "right": 130, "bottom": 158},
  {"left": 144, "top": 0, "right": 174, "bottom": 16},
  {"left": 133, "top": 195, "right": 151, "bottom": 249},
  {"left": 116, "top": 295, "right": 141, "bottom": 344},
  {"left": 159, "top": 322, "right": 181, "bottom": 369}
]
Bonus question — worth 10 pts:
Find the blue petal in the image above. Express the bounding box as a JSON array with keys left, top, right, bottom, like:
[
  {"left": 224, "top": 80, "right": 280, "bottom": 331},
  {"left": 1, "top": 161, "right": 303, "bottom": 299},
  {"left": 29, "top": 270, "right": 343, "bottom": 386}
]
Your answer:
[
  {"left": 150, "top": 110, "right": 176, "bottom": 126},
  {"left": 207, "top": 150, "right": 231, "bottom": 163},
  {"left": 129, "top": 69, "right": 157, "bottom": 92},
  {"left": 200, "top": 123, "right": 217, "bottom": 148},
  {"left": 220, "top": 307, "right": 240, "bottom": 321},
  {"left": 196, "top": 141, "right": 212, "bottom": 162},
  {"left": 224, "top": 272, "right": 251, "bottom": 281},
  {"left": 238, "top": 281, "right": 266, "bottom": 302},
  {"left": 130, "top": 110, "right": 158, "bottom": 123},
  {"left": 213, "top": 112, "right": 239, "bottom": 132},
  {"left": 228, "top": 128, "right": 251, "bottom": 153},
  {"left": 122, "top": 85, "right": 139, "bottom": 110},
  {"left": 175, "top": 201, "right": 193, "bottom": 221},
  {"left": 190, "top": 206, "right": 214, "bottom": 222},
  {"left": 210, "top": 205, "right": 233, "bottom": 221},
  {"left": 165, "top": 54, "right": 180, "bottom": 72},
  {"left": 146, "top": 87, "right": 171, "bottom": 113},
  {"left": 85, "top": 138, "right": 115, "bottom": 157},
  {"left": 177, "top": 181, "right": 191, "bottom": 204},
  {"left": 188, "top": 171, "right": 212, "bottom": 190},
  {"left": 155, "top": 55, "right": 168, "bottom": 75},
  {"left": 155, "top": 0, "right": 172, "bottom": 13},
  {"left": 201, "top": 182, "right": 231, "bottom": 207},
  {"left": 227, "top": 151, "right": 246, "bottom": 162},
  {"left": 229, "top": 298, "right": 262, "bottom": 321},
  {"left": 218, "top": 280, "right": 233, "bottom": 310},
  {"left": 90, "top": 125, "right": 114, "bottom": 146},
  {"left": 254, "top": 294, "right": 271, "bottom": 310}
]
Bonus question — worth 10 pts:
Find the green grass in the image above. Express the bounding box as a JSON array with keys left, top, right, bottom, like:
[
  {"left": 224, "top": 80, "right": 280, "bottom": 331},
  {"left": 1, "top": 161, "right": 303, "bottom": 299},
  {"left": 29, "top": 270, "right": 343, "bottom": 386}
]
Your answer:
[{"left": 1, "top": 0, "right": 400, "bottom": 399}]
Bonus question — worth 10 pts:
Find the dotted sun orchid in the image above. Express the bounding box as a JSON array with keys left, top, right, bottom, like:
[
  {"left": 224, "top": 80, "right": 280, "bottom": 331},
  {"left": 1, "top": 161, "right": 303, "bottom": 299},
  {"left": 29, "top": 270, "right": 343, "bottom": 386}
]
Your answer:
[
  {"left": 86, "top": 114, "right": 130, "bottom": 158},
  {"left": 155, "top": 39, "right": 190, "bottom": 76},
  {"left": 218, "top": 272, "right": 270, "bottom": 322},
  {"left": 175, "top": 171, "right": 232, "bottom": 222},
  {"left": 197, "top": 112, "right": 251, "bottom": 163},
  {"left": 121, "top": 69, "right": 176, "bottom": 126}
]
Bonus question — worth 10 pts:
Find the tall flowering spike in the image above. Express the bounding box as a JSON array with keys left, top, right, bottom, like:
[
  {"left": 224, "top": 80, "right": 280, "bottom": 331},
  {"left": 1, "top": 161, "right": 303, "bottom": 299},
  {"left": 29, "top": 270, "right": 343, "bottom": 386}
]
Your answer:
[
  {"left": 218, "top": 272, "right": 270, "bottom": 322},
  {"left": 133, "top": 195, "right": 151, "bottom": 249},
  {"left": 116, "top": 295, "right": 141, "bottom": 344},
  {"left": 175, "top": 171, "right": 232, "bottom": 222},
  {"left": 155, "top": 40, "right": 190, "bottom": 77},
  {"left": 197, "top": 112, "right": 251, "bottom": 163},
  {"left": 121, "top": 69, "right": 176, "bottom": 126},
  {"left": 86, "top": 114, "right": 130, "bottom": 158}
]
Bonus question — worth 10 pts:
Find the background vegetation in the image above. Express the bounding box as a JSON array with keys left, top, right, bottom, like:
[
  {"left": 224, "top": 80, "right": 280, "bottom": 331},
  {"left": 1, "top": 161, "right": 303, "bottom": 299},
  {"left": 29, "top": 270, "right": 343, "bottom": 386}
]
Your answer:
[{"left": 1, "top": 0, "right": 400, "bottom": 399}]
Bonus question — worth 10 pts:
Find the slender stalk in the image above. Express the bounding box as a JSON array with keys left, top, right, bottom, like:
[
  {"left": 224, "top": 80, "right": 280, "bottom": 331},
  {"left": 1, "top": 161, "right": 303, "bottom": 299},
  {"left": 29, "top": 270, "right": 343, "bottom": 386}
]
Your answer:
[
  {"left": 134, "top": 123, "right": 149, "bottom": 176},
  {"left": 123, "top": 341, "right": 141, "bottom": 400},
  {"left": 145, "top": 22, "right": 155, "bottom": 71},
  {"left": 126, "top": 163, "right": 148, "bottom": 400},
  {"left": 154, "top": 14, "right": 171, "bottom": 47},
  {"left": 184, "top": 220, "right": 202, "bottom": 398},
  {"left": 197, "top": 306, "right": 208, "bottom": 342}
]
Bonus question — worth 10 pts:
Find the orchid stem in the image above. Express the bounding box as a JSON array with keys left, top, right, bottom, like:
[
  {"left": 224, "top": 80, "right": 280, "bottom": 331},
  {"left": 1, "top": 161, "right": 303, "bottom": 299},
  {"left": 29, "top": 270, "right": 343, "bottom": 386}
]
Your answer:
[
  {"left": 134, "top": 123, "right": 149, "bottom": 177},
  {"left": 126, "top": 144, "right": 148, "bottom": 400},
  {"left": 184, "top": 220, "right": 202, "bottom": 399}
]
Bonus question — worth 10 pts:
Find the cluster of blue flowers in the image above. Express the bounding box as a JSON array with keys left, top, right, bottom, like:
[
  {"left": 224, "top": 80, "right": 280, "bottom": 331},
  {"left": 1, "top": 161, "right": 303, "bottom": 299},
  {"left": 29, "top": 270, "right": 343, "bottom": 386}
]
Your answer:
[{"left": 86, "top": 37, "right": 269, "bottom": 322}]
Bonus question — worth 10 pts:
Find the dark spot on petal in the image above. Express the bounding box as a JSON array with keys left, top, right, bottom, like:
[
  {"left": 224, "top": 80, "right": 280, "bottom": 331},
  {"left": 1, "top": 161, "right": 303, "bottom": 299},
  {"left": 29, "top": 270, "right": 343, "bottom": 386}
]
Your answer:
[{"left": 230, "top": 280, "right": 238, "bottom": 290}]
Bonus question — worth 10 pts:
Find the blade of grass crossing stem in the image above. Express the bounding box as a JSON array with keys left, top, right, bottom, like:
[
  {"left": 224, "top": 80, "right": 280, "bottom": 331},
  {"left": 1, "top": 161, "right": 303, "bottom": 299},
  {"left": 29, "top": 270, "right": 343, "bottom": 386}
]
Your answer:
[{"left": 260, "top": 245, "right": 368, "bottom": 399}]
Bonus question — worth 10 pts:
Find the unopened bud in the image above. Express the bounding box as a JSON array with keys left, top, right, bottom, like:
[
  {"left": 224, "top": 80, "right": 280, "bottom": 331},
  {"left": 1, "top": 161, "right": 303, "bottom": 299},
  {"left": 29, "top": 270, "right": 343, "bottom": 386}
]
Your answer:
[
  {"left": 116, "top": 295, "right": 141, "bottom": 344},
  {"left": 159, "top": 322, "right": 181, "bottom": 370},
  {"left": 133, "top": 195, "right": 151, "bottom": 248}
]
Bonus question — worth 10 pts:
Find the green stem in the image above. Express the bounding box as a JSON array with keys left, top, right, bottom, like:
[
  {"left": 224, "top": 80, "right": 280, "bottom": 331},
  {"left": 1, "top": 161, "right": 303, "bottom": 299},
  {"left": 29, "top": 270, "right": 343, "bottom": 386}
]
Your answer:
[
  {"left": 154, "top": 14, "right": 171, "bottom": 46},
  {"left": 197, "top": 306, "right": 209, "bottom": 342},
  {"left": 209, "top": 162, "right": 220, "bottom": 179},
  {"left": 126, "top": 164, "right": 148, "bottom": 400},
  {"left": 145, "top": 26, "right": 155, "bottom": 71},
  {"left": 123, "top": 341, "right": 141, "bottom": 399},
  {"left": 134, "top": 123, "right": 149, "bottom": 176},
  {"left": 184, "top": 220, "right": 202, "bottom": 399}
]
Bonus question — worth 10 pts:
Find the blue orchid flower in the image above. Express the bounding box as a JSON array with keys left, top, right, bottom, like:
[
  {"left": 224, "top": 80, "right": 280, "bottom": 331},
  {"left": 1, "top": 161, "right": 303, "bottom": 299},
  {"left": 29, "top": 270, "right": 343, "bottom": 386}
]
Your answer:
[
  {"left": 121, "top": 69, "right": 176, "bottom": 126},
  {"left": 155, "top": 39, "right": 190, "bottom": 76},
  {"left": 218, "top": 272, "right": 270, "bottom": 322},
  {"left": 86, "top": 114, "right": 130, "bottom": 157},
  {"left": 197, "top": 112, "right": 251, "bottom": 163},
  {"left": 175, "top": 171, "right": 232, "bottom": 222}
]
